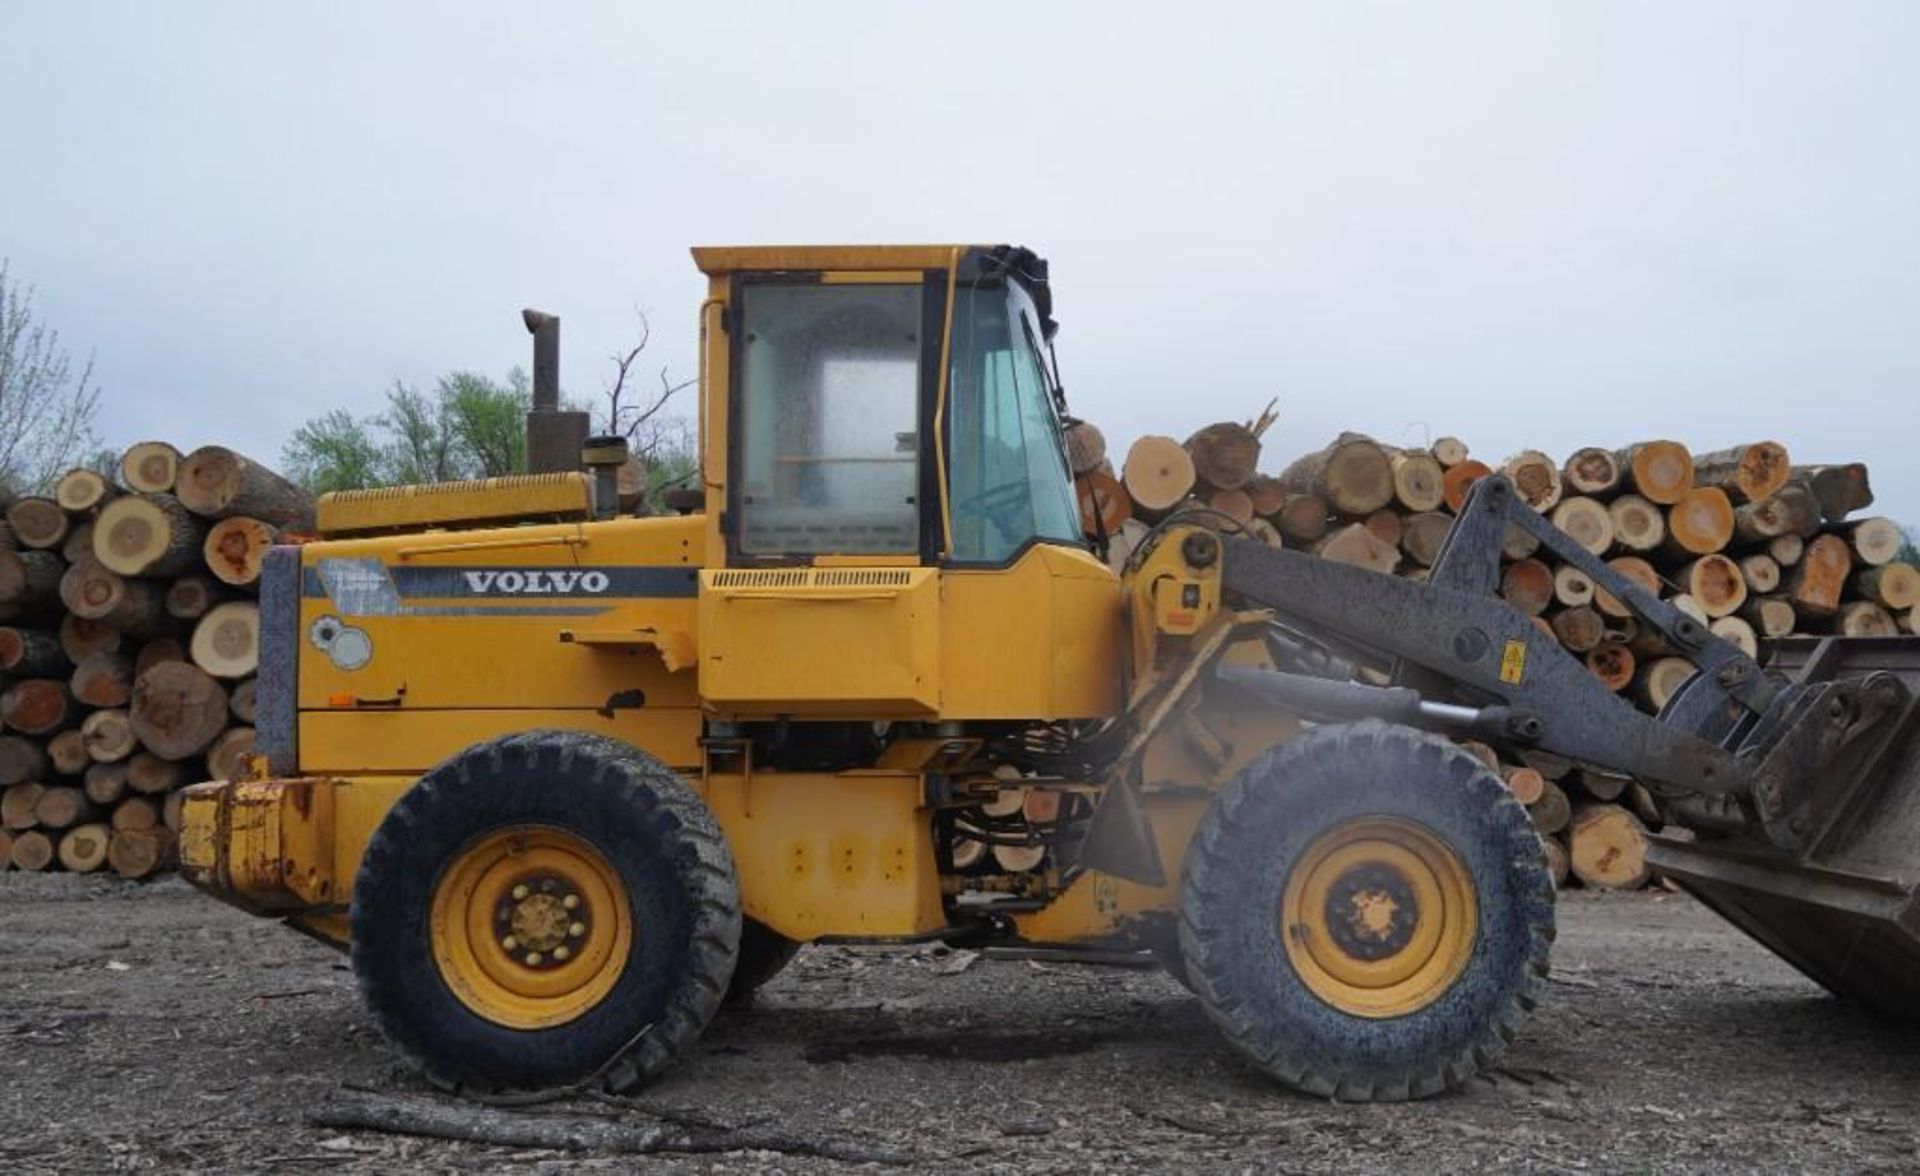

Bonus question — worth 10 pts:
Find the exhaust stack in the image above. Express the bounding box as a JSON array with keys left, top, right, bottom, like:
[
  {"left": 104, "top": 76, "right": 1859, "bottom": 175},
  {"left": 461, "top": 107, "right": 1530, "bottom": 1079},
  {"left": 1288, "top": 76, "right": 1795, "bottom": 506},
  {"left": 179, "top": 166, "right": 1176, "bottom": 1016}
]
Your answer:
[{"left": 521, "top": 308, "right": 589, "bottom": 474}]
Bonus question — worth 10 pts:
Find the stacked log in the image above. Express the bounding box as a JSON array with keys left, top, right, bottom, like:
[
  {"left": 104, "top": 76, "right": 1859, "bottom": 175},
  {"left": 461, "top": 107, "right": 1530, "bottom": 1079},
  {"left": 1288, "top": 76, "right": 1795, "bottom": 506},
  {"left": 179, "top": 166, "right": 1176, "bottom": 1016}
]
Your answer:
[
  {"left": 1, "top": 443, "right": 311, "bottom": 877},
  {"left": 1082, "top": 422, "right": 1911, "bottom": 891}
]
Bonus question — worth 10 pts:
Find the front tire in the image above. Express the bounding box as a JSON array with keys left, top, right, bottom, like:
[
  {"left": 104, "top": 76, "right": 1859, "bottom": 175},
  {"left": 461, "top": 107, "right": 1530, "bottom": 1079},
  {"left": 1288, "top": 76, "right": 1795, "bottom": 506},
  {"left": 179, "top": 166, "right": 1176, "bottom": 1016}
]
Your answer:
[
  {"left": 1178, "top": 720, "right": 1554, "bottom": 1101},
  {"left": 350, "top": 731, "right": 741, "bottom": 1093}
]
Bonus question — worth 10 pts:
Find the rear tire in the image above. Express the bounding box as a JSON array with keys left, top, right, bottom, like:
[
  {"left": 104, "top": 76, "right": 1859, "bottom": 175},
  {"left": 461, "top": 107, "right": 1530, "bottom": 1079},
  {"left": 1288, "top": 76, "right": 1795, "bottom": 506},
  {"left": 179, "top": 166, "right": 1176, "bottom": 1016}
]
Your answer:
[
  {"left": 1178, "top": 720, "right": 1554, "bottom": 1101},
  {"left": 350, "top": 730, "right": 741, "bottom": 1093}
]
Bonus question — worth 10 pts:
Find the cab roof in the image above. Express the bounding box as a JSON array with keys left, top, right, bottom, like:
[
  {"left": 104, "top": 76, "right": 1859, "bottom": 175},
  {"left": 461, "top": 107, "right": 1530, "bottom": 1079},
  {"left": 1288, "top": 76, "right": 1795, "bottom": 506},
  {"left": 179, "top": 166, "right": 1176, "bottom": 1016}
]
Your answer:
[{"left": 691, "top": 245, "right": 981, "bottom": 274}]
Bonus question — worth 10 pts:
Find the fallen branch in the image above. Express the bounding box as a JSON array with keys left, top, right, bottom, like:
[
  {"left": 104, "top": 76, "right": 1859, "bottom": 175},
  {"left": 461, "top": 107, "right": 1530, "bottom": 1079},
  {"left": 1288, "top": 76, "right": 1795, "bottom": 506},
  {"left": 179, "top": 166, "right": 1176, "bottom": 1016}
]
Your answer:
[{"left": 311, "top": 1091, "right": 921, "bottom": 1166}]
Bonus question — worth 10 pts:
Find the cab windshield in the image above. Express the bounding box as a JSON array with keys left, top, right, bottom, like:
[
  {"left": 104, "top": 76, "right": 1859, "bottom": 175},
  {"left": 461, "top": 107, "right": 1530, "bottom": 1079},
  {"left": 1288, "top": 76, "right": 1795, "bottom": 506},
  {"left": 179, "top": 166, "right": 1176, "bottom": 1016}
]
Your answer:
[{"left": 945, "top": 282, "right": 1083, "bottom": 563}]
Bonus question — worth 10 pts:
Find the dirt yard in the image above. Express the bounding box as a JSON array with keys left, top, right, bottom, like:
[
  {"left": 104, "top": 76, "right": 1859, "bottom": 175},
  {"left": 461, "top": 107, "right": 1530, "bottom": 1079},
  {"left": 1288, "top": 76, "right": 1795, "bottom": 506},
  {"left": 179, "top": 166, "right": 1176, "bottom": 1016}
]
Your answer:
[{"left": 1, "top": 875, "right": 1917, "bottom": 1173}]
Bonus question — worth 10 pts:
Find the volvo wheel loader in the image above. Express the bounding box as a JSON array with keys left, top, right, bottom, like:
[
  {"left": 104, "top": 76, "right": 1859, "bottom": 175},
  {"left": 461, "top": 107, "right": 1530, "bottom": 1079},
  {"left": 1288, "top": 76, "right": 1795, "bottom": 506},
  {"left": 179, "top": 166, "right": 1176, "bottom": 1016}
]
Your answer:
[{"left": 179, "top": 244, "right": 1920, "bottom": 1101}]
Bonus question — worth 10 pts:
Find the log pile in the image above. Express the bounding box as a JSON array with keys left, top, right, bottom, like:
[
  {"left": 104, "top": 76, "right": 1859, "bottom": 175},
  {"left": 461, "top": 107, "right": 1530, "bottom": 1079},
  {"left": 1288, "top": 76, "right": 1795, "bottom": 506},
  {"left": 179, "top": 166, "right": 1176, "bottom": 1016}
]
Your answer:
[
  {"left": 0, "top": 443, "right": 311, "bottom": 877},
  {"left": 1075, "top": 417, "right": 1911, "bottom": 891}
]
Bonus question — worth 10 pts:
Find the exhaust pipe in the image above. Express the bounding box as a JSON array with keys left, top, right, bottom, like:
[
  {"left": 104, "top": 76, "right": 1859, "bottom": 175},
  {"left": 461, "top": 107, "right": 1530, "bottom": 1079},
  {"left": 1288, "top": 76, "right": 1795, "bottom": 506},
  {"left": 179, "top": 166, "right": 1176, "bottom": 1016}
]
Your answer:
[{"left": 521, "top": 308, "right": 589, "bottom": 474}]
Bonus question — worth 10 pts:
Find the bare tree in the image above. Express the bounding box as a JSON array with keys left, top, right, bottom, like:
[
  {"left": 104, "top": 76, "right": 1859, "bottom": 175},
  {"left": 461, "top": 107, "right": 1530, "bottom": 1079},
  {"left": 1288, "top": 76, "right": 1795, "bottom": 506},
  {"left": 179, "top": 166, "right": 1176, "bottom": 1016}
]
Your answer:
[
  {"left": 599, "top": 310, "right": 699, "bottom": 505},
  {"left": 0, "top": 261, "right": 102, "bottom": 495}
]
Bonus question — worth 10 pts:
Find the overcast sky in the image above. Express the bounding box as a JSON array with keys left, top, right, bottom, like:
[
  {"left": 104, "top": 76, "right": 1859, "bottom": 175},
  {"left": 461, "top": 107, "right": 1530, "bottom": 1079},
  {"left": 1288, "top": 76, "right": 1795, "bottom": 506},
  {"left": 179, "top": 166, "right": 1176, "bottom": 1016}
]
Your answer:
[{"left": 4, "top": 3, "right": 1915, "bottom": 518}]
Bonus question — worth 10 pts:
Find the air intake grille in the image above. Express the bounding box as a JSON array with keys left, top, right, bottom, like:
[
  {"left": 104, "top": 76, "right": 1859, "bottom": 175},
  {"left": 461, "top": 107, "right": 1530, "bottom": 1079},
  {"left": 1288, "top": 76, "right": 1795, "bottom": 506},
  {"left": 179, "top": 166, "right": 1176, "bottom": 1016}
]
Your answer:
[{"left": 710, "top": 568, "right": 915, "bottom": 589}]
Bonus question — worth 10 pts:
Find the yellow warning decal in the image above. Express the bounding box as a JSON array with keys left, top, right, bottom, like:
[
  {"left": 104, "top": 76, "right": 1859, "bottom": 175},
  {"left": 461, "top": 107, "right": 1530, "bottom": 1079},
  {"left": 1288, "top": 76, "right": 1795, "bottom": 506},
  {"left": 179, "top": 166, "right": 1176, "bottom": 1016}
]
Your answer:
[{"left": 1499, "top": 640, "right": 1527, "bottom": 685}]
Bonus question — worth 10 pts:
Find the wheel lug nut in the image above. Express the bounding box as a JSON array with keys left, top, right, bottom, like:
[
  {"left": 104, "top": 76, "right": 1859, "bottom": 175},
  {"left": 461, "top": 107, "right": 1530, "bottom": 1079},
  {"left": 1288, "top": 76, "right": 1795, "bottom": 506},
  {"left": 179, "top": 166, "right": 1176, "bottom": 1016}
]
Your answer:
[
  {"left": 568, "top": 922, "right": 586, "bottom": 938},
  {"left": 553, "top": 946, "right": 571, "bottom": 961},
  {"left": 562, "top": 894, "right": 579, "bottom": 911},
  {"left": 512, "top": 884, "right": 530, "bottom": 901},
  {"left": 502, "top": 935, "right": 518, "bottom": 950},
  {"left": 525, "top": 952, "right": 543, "bottom": 966}
]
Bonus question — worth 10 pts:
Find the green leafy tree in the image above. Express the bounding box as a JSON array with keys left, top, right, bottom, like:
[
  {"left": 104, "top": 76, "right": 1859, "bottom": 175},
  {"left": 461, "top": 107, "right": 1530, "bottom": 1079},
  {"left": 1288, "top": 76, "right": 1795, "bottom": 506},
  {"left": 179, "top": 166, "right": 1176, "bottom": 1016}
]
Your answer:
[
  {"left": 281, "top": 370, "right": 532, "bottom": 493},
  {"left": 0, "top": 260, "right": 103, "bottom": 494}
]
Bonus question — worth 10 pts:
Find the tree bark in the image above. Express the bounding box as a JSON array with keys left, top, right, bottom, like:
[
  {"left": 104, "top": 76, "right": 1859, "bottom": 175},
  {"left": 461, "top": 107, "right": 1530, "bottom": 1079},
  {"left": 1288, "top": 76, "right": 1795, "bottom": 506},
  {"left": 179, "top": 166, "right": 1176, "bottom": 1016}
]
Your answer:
[
  {"left": 108, "top": 827, "right": 177, "bottom": 879},
  {"left": 1529, "top": 781, "right": 1571, "bottom": 836},
  {"left": 174, "top": 446, "right": 317, "bottom": 529},
  {"left": 1430, "top": 436, "right": 1470, "bottom": 468},
  {"left": 164, "top": 576, "right": 232, "bottom": 621},
  {"left": 59, "top": 560, "right": 172, "bottom": 636},
  {"left": 84, "top": 761, "right": 130, "bottom": 806},
  {"left": 1568, "top": 804, "right": 1652, "bottom": 889},
  {"left": 6, "top": 497, "right": 69, "bottom": 550},
  {"left": 1786, "top": 533, "right": 1852, "bottom": 618},
  {"left": 202, "top": 517, "right": 279, "bottom": 587},
  {"left": 131, "top": 661, "right": 230, "bottom": 760},
  {"left": 1613, "top": 441, "right": 1694, "bottom": 505},
  {"left": 112, "top": 795, "right": 160, "bottom": 833},
  {"left": 1207, "top": 487, "right": 1255, "bottom": 526},
  {"left": 1361, "top": 509, "right": 1401, "bottom": 549},
  {"left": 1835, "top": 601, "right": 1898, "bottom": 637},
  {"left": 1244, "top": 475, "right": 1287, "bottom": 518},
  {"left": 135, "top": 637, "right": 186, "bottom": 677},
  {"left": 70, "top": 650, "right": 137, "bottom": 708},
  {"left": 95, "top": 493, "right": 208, "bottom": 578},
  {"left": 1184, "top": 422, "right": 1261, "bottom": 490},
  {"left": 1856, "top": 563, "right": 1920, "bottom": 610},
  {"left": 60, "top": 520, "right": 94, "bottom": 564},
  {"left": 1789, "top": 463, "right": 1873, "bottom": 522},
  {"left": 1075, "top": 470, "right": 1130, "bottom": 536},
  {"left": 1840, "top": 517, "right": 1903, "bottom": 567},
  {"left": 1277, "top": 435, "right": 1393, "bottom": 516},
  {"left": 33, "top": 785, "right": 100, "bottom": 830},
  {"left": 229, "top": 677, "right": 258, "bottom": 724},
  {"left": 1275, "top": 494, "right": 1329, "bottom": 544},
  {"left": 1606, "top": 494, "right": 1665, "bottom": 553},
  {"left": 1398, "top": 511, "right": 1453, "bottom": 567},
  {"left": 60, "top": 614, "right": 122, "bottom": 662},
  {"left": 0, "top": 549, "right": 66, "bottom": 608},
  {"left": 1548, "top": 496, "right": 1613, "bottom": 556},
  {"left": 0, "top": 627, "right": 70, "bottom": 677},
  {"left": 1731, "top": 484, "right": 1822, "bottom": 543},
  {"left": 1063, "top": 421, "right": 1107, "bottom": 475},
  {"left": 0, "top": 737, "right": 50, "bottom": 788},
  {"left": 1692, "top": 442, "right": 1791, "bottom": 505},
  {"left": 1120, "top": 436, "right": 1196, "bottom": 516},
  {"left": 126, "top": 752, "right": 187, "bottom": 796},
  {"left": 1740, "top": 595, "right": 1798, "bottom": 639},
  {"left": 1561, "top": 447, "right": 1623, "bottom": 498},
  {"left": 1541, "top": 835, "right": 1570, "bottom": 888},
  {"left": 207, "top": 726, "right": 256, "bottom": 783}
]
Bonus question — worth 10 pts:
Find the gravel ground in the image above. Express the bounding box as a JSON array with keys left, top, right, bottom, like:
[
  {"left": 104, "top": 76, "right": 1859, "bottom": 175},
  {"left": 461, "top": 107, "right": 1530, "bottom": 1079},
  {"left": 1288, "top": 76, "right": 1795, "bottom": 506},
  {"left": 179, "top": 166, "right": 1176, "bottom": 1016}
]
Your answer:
[{"left": 2, "top": 875, "right": 1918, "bottom": 1173}]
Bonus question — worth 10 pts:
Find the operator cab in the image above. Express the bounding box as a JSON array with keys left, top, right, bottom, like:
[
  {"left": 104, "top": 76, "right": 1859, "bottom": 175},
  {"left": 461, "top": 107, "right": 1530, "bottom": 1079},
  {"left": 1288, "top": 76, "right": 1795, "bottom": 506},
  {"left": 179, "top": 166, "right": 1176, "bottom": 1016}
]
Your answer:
[{"left": 698, "top": 245, "right": 1084, "bottom": 569}]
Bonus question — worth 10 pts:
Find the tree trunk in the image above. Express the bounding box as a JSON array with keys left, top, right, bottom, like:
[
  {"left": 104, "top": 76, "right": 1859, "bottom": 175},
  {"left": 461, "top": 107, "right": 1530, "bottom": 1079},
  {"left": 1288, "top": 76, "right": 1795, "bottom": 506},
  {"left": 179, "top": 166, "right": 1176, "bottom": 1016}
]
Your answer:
[
  {"left": 1662, "top": 488, "right": 1735, "bottom": 558},
  {"left": 1398, "top": 511, "right": 1453, "bottom": 567},
  {"left": 1184, "top": 422, "right": 1261, "bottom": 491},
  {"left": 174, "top": 446, "right": 317, "bottom": 529},
  {"left": 1786, "top": 533, "right": 1852, "bottom": 618},
  {"left": 0, "top": 549, "right": 66, "bottom": 608},
  {"left": 1063, "top": 422, "right": 1107, "bottom": 475},
  {"left": 1120, "top": 436, "right": 1196, "bottom": 517},
  {"left": 1676, "top": 554, "right": 1747, "bottom": 618},
  {"left": 55, "top": 468, "right": 121, "bottom": 513},
  {"left": 1692, "top": 442, "right": 1791, "bottom": 505},
  {"left": 1550, "top": 606, "right": 1605, "bottom": 652},
  {"left": 95, "top": 493, "right": 208, "bottom": 577},
  {"left": 1277, "top": 435, "right": 1393, "bottom": 517},
  {"left": 1574, "top": 770, "right": 1629, "bottom": 802},
  {"left": 0, "top": 627, "right": 70, "bottom": 677},
  {"left": 1430, "top": 436, "right": 1470, "bottom": 468},
  {"left": 1708, "top": 615, "right": 1758, "bottom": 658},
  {"left": 207, "top": 726, "right": 256, "bottom": 783},
  {"left": 1635, "top": 657, "right": 1696, "bottom": 711},
  {"left": 1568, "top": 803, "right": 1652, "bottom": 890},
  {"left": 0, "top": 737, "right": 49, "bottom": 788},
  {"left": 48, "top": 729, "right": 91, "bottom": 776},
  {"left": 1207, "top": 488, "right": 1255, "bottom": 526},
  {"left": 59, "top": 560, "right": 172, "bottom": 636},
  {"left": 1313, "top": 523, "right": 1400, "bottom": 575},
  {"left": 1767, "top": 532, "right": 1805, "bottom": 568},
  {"left": 2, "top": 679, "right": 75, "bottom": 735},
  {"left": 120, "top": 441, "right": 183, "bottom": 494},
  {"left": 1501, "top": 765, "right": 1546, "bottom": 806},
  {"left": 1856, "top": 563, "right": 1920, "bottom": 610},
  {"left": 1499, "top": 558, "right": 1554, "bottom": 616},
  {"left": 189, "top": 602, "right": 260, "bottom": 680},
  {"left": 1541, "top": 835, "right": 1570, "bottom": 888},
  {"left": 1244, "top": 475, "right": 1287, "bottom": 518},
  {"left": 58, "top": 822, "right": 112, "bottom": 873},
  {"left": 1835, "top": 601, "right": 1898, "bottom": 637},
  {"left": 1594, "top": 556, "right": 1659, "bottom": 618},
  {"left": 1361, "top": 509, "right": 1401, "bottom": 549},
  {"left": 1245, "top": 517, "right": 1283, "bottom": 548},
  {"left": 1841, "top": 517, "right": 1903, "bottom": 567},
  {"left": 131, "top": 661, "right": 230, "bottom": 760},
  {"left": 84, "top": 762, "right": 130, "bottom": 806},
  {"left": 60, "top": 520, "right": 94, "bottom": 564},
  {"left": 1499, "top": 450, "right": 1564, "bottom": 511},
  {"left": 1075, "top": 470, "right": 1130, "bottom": 536},
  {"left": 1790, "top": 463, "right": 1873, "bottom": 522},
  {"left": 34, "top": 785, "right": 100, "bottom": 831},
  {"left": 10, "top": 829, "right": 54, "bottom": 871},
  {"left": 1529, "top": 781, "right": 1572, "bottom": 836},
  {"left": 1738, "top": 554, "right": 1781, "bottom": 595},
  {"left": 1741, "top": 595, "right": 1798, "bottom": 639},
  {"left": 135, "top": 637, "right": 187, "bottom": 677},
  {"left": 1613, "top": 441, "right": 1694, "bottom": 505},
  {"left": 229, "top": 677, "right": 258, "bottom": 724},
  {"left": 202, "top": 516, "right": 280, "bottom": 587},
  {"left": 1731, "top": 484, "right": 1822, "bottom": 543},
  {"left": 70, "top": 650, "right": 137, "bottom": 708},
  {"left": 1606, "top": 494, "right": 1665, "bottom": 553},
  {"left": 112, "top": 795, "right": 160, "bottom": 833},
  {"left": 1586, "top": 641, "right": 1636, "bottom": 693},
  {"left": 108, "top": 827, "right": 177, "bottom": 879},
  {"left": 1552, "top": 564, "right": 1596, "bottom": 608},
  {"left": 1441, "top": 460, "right": 1492, "bottom": 513},
  {"left": 1548, "top": 496, "right": 1613, "bottom": 556},
  {"left": 164, "top": 576, "right": 231, "bottom": 621},
  {"left": 6, "top": 497, "right": 69, "bottom": 550},
  {"left": 1387, "top": 451, "right": 1445, "bottom": 512},
  {"left": 2, "top": 781, "right": 45, "bottom": 829},
  {"left": 81, "top": 708, "right": 138, "bottom": 764},
  {"left": 126, "top": 752, "right": 187, "bottom": 796},
  {"left": 1562, "top": 447, "right": 1623, "bottom": 497},
  {"left": 60, "top": 614, "right": 122, "bottom": 662},
  {"left": 1275, "top": 494, "right": 1329, "bottom": 544}
]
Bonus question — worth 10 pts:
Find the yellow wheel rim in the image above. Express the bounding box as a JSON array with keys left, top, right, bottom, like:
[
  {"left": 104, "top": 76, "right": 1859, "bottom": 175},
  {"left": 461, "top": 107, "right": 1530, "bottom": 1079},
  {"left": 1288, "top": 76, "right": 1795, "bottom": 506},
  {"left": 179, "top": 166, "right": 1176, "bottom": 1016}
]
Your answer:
[
  {"left": 429, "top": 826, "right": 632, "bottom": 1030},
  {"left": 1280, "top": 816, "right": 1477, "bottom": 1019}
]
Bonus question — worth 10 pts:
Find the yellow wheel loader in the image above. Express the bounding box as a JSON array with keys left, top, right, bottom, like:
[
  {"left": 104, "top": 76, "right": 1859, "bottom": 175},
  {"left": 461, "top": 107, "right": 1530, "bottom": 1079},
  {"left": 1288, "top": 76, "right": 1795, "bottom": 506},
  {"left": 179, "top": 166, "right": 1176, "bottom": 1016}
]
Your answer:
[{"left": 180, "top": 245, "right": 1920, "bottom": 1101}]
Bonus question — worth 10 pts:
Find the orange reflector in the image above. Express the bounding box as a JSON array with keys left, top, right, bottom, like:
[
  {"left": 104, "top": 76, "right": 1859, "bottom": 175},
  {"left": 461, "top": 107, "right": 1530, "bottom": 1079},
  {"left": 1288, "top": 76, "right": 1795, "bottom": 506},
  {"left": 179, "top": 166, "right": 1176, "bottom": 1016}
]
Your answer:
[{"left": 327, "top": 692, "right": 356, "bottom": 707}]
